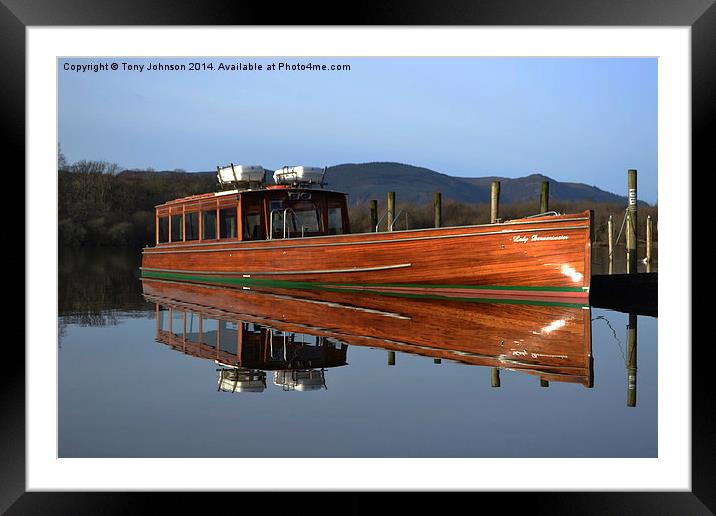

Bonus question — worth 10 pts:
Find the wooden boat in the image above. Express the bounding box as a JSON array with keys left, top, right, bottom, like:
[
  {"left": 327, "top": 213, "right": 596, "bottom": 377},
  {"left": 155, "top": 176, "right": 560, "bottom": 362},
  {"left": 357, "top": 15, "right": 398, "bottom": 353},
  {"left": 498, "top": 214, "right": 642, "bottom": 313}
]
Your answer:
[
  {"left": 142, "top": 277, "right": 593, "bottom": 386},
  {"left": 141, "top": 165, "right": 592, "bottom": 301}
]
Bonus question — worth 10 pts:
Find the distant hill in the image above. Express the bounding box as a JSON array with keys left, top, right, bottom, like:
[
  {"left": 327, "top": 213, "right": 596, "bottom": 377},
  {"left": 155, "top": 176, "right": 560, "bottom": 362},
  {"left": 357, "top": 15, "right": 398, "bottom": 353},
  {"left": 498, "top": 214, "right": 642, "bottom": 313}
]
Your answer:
[
  {"left": 323, "top": 162, "right": 627, "bottom": 206},
  {"left": 120, "top": 162, "right": 628, "bottom": 207},
  {"left": 459, "top": 173, "right": 626, "bottom": 205},
  {"left": 324, "top": 162, "right": 490, "bottom": 206}
]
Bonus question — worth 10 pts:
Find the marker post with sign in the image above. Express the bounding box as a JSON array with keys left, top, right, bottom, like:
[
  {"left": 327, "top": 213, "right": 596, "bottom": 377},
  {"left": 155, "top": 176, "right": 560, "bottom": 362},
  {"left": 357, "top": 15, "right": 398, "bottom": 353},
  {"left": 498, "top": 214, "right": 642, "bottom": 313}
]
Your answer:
[{"left": 626, "top": 169, "right": 638, "bottom": 273}]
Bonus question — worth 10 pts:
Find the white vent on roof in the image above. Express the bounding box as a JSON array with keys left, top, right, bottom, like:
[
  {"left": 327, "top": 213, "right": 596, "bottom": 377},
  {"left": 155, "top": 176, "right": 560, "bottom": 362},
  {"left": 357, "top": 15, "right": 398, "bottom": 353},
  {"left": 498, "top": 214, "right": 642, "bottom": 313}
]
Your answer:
[
  {"left": 216, "top": 164, "right": 265, "bottom": 187},
  {"left": 273, "top": 166, "right": 325, "bottom": 186}
]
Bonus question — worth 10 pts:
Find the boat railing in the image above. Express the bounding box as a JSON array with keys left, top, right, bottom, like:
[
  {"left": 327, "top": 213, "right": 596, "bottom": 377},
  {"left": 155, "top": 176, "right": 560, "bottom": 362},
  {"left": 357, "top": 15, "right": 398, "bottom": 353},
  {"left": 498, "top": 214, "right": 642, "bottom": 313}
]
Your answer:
[
  {"left": 375, "top": 209, "right": 409, "bottom": 232},
  {"left": 269, "top": 208, "right": 305, "bottom": 239},
  {"left": 524, "top": 211, "right": 561, "bottom": 218}
]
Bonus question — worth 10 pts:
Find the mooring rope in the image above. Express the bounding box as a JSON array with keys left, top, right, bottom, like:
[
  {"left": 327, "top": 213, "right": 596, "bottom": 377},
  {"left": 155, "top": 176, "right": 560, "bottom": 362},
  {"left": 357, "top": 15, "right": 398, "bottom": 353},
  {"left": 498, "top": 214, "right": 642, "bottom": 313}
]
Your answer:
[
  {"left": 592, "top": 315, "right": 626, "bottom": 365},
  {"left": 608, "top": 208, "right": 629, "bottom": 259}
]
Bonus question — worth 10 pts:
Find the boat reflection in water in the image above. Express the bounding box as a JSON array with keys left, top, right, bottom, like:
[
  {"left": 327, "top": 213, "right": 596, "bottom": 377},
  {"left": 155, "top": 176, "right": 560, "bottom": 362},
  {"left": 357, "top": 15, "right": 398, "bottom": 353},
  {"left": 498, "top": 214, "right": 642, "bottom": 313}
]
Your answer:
[{"left": 142, "top": 278, "right": 593, "bottom": 391}]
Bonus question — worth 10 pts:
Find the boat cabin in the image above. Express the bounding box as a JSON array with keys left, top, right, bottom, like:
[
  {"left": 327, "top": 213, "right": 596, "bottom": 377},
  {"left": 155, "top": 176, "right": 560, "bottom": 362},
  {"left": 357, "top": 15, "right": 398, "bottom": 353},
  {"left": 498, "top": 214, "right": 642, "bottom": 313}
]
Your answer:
[{"left": 154, "top": 165, "right": 350, "bottom": 246}]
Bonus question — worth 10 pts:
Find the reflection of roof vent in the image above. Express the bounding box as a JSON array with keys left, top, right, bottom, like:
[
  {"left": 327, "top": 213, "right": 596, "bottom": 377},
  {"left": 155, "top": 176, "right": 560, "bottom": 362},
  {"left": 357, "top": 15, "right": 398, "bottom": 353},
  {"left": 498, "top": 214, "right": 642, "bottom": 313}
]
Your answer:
[
  {"left": 217, "top": 368, "right": 267, "bottom": 393},
  {"left": 216, "top": 164, "right": 266, "bottom": 189},
  {"left": 273, "top": 369, "right": 326, "bottom": 391},
  {"left": 273, "top": 166, "right": 326, "bottom": 187}
]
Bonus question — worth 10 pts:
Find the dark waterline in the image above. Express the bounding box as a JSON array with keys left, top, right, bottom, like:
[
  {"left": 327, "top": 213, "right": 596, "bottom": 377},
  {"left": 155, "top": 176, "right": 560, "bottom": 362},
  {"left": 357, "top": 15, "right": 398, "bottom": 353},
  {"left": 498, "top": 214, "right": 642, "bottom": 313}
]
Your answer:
[{"left": 58, "top": 248, "right": 657, "bottom": 458}]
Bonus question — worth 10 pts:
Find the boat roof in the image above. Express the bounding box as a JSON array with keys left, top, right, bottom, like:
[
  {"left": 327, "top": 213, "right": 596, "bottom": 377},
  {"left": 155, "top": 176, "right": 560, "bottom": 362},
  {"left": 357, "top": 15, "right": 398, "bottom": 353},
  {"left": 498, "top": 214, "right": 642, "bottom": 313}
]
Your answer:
[{"left": 156, "top": 186, "right": 347, "bottom": 209}]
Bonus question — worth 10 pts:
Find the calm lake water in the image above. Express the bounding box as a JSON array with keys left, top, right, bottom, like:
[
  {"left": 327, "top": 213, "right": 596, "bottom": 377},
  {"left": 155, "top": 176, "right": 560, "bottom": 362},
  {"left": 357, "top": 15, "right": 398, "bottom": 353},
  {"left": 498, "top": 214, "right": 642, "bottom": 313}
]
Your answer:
[{"left": 58, "top": 247, "right": 657, "bottom": 458}]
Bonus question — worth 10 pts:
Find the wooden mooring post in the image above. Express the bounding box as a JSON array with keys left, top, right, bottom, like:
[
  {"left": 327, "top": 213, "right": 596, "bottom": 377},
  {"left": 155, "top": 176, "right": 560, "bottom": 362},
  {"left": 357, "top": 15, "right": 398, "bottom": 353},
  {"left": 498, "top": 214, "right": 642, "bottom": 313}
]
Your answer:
[
  {"left": 370, "top": 199, "right": 378, "bottom": 232},
  {"left": 540, "top": 378, "right": 550, "bottom": 388},
  {"left": 433, "top": 358, "right": 442, "bottom": 364},
  {"left": 491, "top": 181, "right": 500, "bottom": 224},
  {"left": 626, "top": 169, "right": 638, "bottom": 273},
  {"left": 646, "top": 215, "right": 653, "bottom": 273},
  {"left": 540, "top": 180, "right": 549, "bottom": 213},
  {"left": 608, "top": 214, "right": 614, "bottom": 274},
  {"left": 388, "top": 351, "right": 396, "bottom": 366},
  {"left": 433, "top": 191, "right": 442, "bottom": 228},
  {"left": 387, "top": 192, "right": 395, "bottom": 232}
]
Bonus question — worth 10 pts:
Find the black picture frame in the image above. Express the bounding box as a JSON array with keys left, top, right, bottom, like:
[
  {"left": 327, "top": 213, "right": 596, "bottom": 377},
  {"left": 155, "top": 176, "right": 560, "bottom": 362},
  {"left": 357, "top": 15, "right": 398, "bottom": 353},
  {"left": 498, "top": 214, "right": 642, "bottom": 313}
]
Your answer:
[{"left": 6, "top": 0, "right": 707, "bottom": 513}]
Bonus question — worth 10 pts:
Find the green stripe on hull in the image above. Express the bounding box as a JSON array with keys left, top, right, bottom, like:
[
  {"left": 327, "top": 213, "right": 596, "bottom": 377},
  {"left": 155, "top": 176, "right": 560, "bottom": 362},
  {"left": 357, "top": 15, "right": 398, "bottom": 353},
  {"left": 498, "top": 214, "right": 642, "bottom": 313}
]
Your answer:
[{"left": 140, "top": 270, "right": 589, "bottom": 308}]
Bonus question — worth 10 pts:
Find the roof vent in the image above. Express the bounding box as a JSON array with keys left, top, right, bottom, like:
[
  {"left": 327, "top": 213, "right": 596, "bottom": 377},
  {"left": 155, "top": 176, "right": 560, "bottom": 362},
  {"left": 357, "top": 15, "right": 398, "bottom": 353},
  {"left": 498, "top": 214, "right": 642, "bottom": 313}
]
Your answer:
[
  {"left": 216, "top": 163, "right": 266, "bottom": 189},
  {"left": 273, "top": 166, "right": 326, "bottom": 187}
]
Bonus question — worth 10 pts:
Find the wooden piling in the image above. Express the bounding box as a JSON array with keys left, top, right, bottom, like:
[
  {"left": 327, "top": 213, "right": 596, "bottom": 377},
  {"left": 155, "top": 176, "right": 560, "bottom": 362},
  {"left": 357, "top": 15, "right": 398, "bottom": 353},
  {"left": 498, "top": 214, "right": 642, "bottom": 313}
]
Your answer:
[
  {"left": 627, "top": 313, "right": 637, "bottom": 407},
  {"left": 387, "top": 192, "right": 395, "bottom": 232},
  {"left": 370, "top": 199, "right": 378, "bottom": 232},
  {"left": 540, "top": 181, "right": 549, "bottom": 213},
  {"left": 540, "top": 378, "right": 549, "bottom": 388},
  {"left": 626, "top": 212, "right": 633, "bottom": 273},
  {"left": 646, "top": 215, "right": 653, "bottom": 273},
  {"left": 607, "top": 215, "right": 614, "bottom": 274},
  {"left": 490, "top": 181, "right": 500, "bottom": 224},
  {"left": 433, "top": 358, "right": 442, "bottom": 364},
  {"left": 626, "top": 169, "right": 638, "bottom": 274},
  {"left": 491, "top": 368, "right": 501, "bottom": 387},
  {"left": 433, "top": 192, "right": 442, "bottom": 228},
  {"left": 388, "top": 351, "right": 396, "bottom": 366}
]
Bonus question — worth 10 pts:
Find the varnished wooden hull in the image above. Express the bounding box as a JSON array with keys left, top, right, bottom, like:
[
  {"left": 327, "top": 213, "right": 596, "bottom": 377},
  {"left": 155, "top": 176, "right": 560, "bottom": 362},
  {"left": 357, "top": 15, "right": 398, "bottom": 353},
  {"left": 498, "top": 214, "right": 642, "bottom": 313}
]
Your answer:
[
  {"left": 142, "top": 278, "right": 593, "bottom": 386},
  {"left": 141, "top": 211, "right": 591, "bottom": 300}
]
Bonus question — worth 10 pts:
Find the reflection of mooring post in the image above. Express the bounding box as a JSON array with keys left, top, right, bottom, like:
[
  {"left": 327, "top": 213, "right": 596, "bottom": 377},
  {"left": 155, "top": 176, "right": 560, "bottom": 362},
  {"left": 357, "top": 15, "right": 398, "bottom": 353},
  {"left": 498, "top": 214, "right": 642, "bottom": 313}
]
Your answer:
[
  {"left": 540, "top": 180, "right": 549, "bottom": 213},
  {"left": 491, "top": 368, "right": 501, "bottom": 388},
  {"left": 387, "top": 192, "right": 395, "bottom": 232},
  {"left": 370, "top": 199, "right": 378, "bottom": 232},
  {"left": 491, "top": 181, "right": 500, "bottom": 224},
  {"left": 626, "top": 169, "right": 638, "bottom": 274},
  {"left": 388, "top": 351, "right": 396, "bottom": 366},
  {"left": 607, "top": 214, "right": 614, "bottom": 274},
  {"left": 540, "top": 378, "right": 550, "bottom": 388},
  {"left": 646, "top": 215, "right": 653, "bottom": 273},
  {"left": 434, "top": 192, "right": 442, "bottom": 228},
  {"left": 627, "top": 313, "right": 638, "bottom": 407}
]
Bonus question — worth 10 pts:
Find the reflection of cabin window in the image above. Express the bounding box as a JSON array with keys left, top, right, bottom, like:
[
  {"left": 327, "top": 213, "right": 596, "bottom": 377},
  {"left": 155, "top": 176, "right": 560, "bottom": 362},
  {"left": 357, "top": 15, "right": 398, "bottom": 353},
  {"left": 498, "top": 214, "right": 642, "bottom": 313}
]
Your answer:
[
  {"left": 184, "top": 312, "right": 201, "bottom": 341},
  {"left": 171, "top": 214, "right": 183, "bottom": 242},
  {"left": 289, "top": 201, "right": 320, "bottom": 233},
  {"left": 202, "top": 210, "right": 217, "bottom": 240},
  {"left": 219, "top": 208, "right": 237, "bottom": 239},
  {"left": 158, "top": 307, "right": 169, "bottom": 331},
  {"left": 327, "top": 206, "right": 343, "bottom": 235},
  {"left": 171, "top": 310, "right": 184, "bottom": 337},
  {"left": 158, "top": 217, "right": 169, "bottom": 243},
  {"left": 201, "top": 318, "right": 218, "bottom": 346},
  {"left": 185, "top": 212, "right": 199, "bottom": 241}
]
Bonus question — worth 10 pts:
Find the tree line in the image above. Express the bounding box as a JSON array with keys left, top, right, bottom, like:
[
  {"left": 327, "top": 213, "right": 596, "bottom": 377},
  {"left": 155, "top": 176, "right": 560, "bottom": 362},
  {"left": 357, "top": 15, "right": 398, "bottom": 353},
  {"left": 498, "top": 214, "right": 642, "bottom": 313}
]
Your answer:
[
  {"left": 59, "top": 159, "right": 214, "bottom": 247},
  {"left": 58, "top": 158, "right": 657, "bottom": 248}
]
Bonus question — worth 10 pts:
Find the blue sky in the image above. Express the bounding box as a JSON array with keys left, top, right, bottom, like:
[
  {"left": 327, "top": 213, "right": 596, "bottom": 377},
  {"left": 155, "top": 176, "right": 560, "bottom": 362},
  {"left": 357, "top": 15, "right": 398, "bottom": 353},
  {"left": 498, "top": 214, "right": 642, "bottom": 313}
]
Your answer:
[{"left": 59, "top": 57, "right": 657, "bottom": 203}]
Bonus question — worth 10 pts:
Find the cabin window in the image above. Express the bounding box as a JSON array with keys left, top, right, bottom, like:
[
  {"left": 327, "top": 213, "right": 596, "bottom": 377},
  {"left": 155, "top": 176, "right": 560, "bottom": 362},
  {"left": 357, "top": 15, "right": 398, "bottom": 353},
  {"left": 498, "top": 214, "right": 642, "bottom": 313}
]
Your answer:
[
  {"left": 245, "top": 212, "right": 262, "bottom": 239},
  {"left": 289, "top": 201, "right": 321, "bottom": 234},
  {"left": 158, "top": 217, "right": 169, "bottom": 243},
  {"left": 219, "top": 208, "right": 237, "bottom": 239},
  {"left": 170, "top": 214, "right": 183, "bottom": 242},
  {"left": 185, "top": 212, "right": 199, "bottom": 241},
  {"left": 327, "top": 206, "right": 344, "bottom": 235},
  {"left": 202, "top": 210, "right": 217, "bottom": 240}
]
